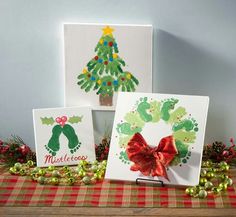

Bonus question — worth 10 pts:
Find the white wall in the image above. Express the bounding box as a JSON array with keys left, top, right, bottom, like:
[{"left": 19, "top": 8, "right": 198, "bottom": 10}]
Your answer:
[{"left": 1, "top": 0, "right": 236, "bottom": 148}]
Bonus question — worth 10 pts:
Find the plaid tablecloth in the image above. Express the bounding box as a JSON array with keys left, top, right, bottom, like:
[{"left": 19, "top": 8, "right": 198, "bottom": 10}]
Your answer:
[{"left": 0, "top": 170, "right": 235, "bottom": 208}]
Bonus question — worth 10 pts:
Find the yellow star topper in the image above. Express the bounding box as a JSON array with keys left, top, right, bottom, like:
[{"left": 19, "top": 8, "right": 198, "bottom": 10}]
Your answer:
[{"left": 102, "top": 26, "right": 114, "bottom": 36}]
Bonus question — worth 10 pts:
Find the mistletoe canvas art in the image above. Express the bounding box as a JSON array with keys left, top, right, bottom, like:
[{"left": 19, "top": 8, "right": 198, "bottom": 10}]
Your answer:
[
  {"left": 105, "top": 92, "right": 209, "bottom": 186},
  {"left": 64, "top": 23, "right": 152, "bottom": 110},
  {"left": 33, "top": 107, "right": 95, "bottom": 167}
]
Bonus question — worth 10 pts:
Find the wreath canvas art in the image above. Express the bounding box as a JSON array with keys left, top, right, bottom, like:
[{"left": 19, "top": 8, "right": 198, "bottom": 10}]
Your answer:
[
  {"left": 105, "top": 92, "right": 209, "bottom": 186},
  {"left": 33, "top": 107, "right": 95, "bottom": 167},
  {"left": 64, "top": 23, "right": 152, "bottom": 110}
]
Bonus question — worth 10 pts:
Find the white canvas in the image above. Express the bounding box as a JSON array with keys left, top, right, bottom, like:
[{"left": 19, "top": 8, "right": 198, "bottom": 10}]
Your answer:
[
  {"left": 33, "top": 107, "right": 95, "bottom": 167},
  {"left": 64, "top": 23, "right": 152, "bottom": 110},
  {"left": 105, "top": 92, "right": 209, "bottom": 186}
]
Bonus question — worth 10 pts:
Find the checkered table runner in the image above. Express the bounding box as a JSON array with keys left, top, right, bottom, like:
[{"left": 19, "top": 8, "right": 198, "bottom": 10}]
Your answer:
[{"left": 0, "top": 170, "right": 235, "bottom": 208}]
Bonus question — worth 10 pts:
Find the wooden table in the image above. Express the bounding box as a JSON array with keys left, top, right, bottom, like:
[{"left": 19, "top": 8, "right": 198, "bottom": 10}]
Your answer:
[{"left": 1, "top": 207, "right": 236, "bottom": 217}]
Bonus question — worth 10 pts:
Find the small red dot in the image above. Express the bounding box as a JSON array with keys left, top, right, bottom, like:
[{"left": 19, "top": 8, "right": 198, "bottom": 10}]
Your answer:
[
  {"left": 94, "top": 56, "right": 98, "bottom": 60},
  {"left": 121, "top": 77, "right": 125, "bottom": 81},
  {"left": 107, "top": 81, "right": 112, "bottom": 86},
  {"left": 88, "top": 74, "right": 91, "bottom": 78},
  {"left": 108, "top": 41, "right": 113, "bottom": 47},
  {"left": 104, "top": 61, "right": 108, "bottom": 65}
]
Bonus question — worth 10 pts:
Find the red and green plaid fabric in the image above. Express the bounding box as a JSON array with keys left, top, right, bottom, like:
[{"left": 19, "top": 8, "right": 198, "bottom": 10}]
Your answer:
[{"left": 0, "top": 170, "right": 235, "bottom": 208}]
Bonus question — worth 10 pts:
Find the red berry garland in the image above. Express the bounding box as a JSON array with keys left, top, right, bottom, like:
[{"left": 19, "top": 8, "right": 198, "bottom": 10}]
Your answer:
[{"left": 0, "top": 136, "right": 36, "bottom": 167}]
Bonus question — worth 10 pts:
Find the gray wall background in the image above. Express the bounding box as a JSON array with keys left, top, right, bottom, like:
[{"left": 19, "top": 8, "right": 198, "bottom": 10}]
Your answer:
[{"left": 1, "top": 0, "right": 236, "bottom": 149}]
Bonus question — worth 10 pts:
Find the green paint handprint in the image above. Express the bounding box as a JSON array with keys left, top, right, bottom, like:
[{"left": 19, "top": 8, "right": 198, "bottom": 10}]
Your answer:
[
  {"left": 170, "top": 140, "right": 190, "bottom": 165},
  {"left": 45, "top": 125, "right": 62, "bottom": 156},
  {"left": 168, "top": 107, "right": 187, "bottom": 124},
  {"left": 172, "top": 118, "right": 198, "bottom": 132},
  {"left": 124, "top": 111, "right": 145, "bottom": 128},
  {"left": 137, "top": 97, "right": 152, "bottom": 122},
  {"left": 161, "top": 98, "right": 179, "bottom": 121},
  {"left": 175, "top": 140, "right": 189, "bottom": 158},
  {"left": 116, "top": 122, "right": 142, "bottom": 135},
  {"left": 173, "top": 130, "right": 196, "bottom": 143},
  {"left": 149, "top": 101, "right": 161, "bottom": 122},
  {"left": 118, "top": 135, "right": 133, "bottom": 148},
  {"left": 62, "top": 124, "right": 81, "bottom": 154}
]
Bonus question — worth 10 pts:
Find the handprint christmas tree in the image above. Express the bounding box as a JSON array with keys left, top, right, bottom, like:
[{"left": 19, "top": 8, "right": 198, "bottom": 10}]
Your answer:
[{"left": 77, "top": 26, "right": 139, "bottom": 106}]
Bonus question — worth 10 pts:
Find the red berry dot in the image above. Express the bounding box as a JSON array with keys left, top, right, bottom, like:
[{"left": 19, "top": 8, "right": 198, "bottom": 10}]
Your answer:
[
  {"left": 94, "top": 56, "right": 98, "bottom": 60},
  {"left": 61, "top": 116, "right": 67, "bottom": 122},
  {"left": 104, "top": 61, "right": 108, "bottom": 65},
  {"left": 87, "top": 74, "right": 91, "bottom": 78},
  {"left": 59, "top": 121, "right": 65, "bottom": 126},
  {"left": 56, "top": 117, "right": 61, "bottom": 123},
  {"left": 108, "top": 41, "right": 113, "bottom": 47},
  {"left": 107, "top": 81, "right": 112, "bottom": 86},
  {"left": 121, "top": 77, "right": 125, "bottom": 81}
]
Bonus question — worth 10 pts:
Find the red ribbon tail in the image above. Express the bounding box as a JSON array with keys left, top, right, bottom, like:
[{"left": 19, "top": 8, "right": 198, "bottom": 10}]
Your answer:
[{"left": 152, "top": 161, "right": 169, "bottom": 181}]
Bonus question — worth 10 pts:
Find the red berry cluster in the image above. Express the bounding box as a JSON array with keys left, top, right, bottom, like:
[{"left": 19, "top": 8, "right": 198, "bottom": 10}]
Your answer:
[
  {"left": 95, "top": 138, "right": 110, "bottom": 161},
  {"left": 56, "top": 116, "right": 67, "bottom": 127},
  {"left": 0, "top": 139, "right": 33, "bottom": 166},
  {"left": 203, "top": 138, "right": 236, "bottom": 165}
]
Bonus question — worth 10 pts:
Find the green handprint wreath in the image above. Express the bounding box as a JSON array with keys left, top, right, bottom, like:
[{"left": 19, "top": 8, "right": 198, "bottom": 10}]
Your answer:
[
  {"left": 41, "top": 115, "right": 83, "bottom": 156},
  {"left": 116, "top": 97, "right": 199, "bottom": 166}
]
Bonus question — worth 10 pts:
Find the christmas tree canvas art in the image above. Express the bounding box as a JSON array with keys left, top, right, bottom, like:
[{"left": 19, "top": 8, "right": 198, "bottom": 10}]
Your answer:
[
  {"left": 64, "top": 23, "right": 152, "bottom": 110},
  {"left": 33, "top": 107, "right": 95, "bottom": 167},
  {"left": 105, "top": 92, "right": 209, "bottom": 186},
  {"left": 77, "top": 26, "right": 139, "bottom": 106}
]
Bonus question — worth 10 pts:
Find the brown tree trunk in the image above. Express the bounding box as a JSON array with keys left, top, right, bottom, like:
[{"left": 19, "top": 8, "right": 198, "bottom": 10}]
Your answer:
[{"left": 99, "top": 94, "right": 113, "bottom": 106}]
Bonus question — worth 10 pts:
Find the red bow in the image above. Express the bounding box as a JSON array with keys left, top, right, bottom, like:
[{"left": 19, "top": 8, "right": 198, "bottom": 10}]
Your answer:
[{"left": 126, "top": 133, "right": 178, "bottom": 180}]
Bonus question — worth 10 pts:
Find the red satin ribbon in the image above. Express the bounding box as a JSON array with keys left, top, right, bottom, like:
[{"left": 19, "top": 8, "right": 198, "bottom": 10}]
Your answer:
[{"left": 126, "top": 133, "right": 178, "bottom": 180}]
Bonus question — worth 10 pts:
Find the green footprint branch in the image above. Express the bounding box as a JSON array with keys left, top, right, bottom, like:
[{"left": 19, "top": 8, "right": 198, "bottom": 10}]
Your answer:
[{"left": 41, "top": 115, "right": 83, "bottom": 156}]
